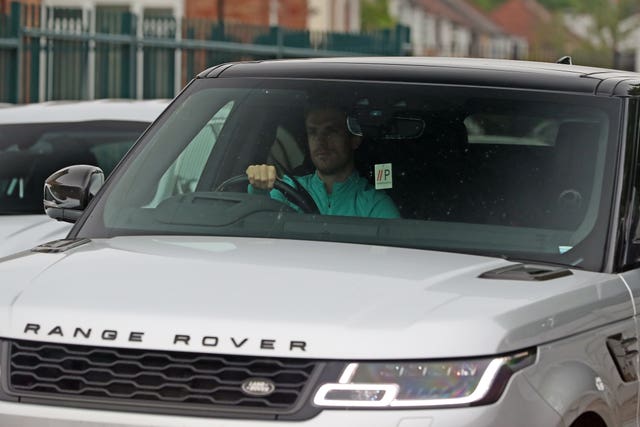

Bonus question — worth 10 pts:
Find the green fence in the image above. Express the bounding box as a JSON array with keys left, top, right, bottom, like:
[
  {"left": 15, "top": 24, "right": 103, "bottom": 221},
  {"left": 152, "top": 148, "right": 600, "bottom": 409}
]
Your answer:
[
  {"left": 0, "top": 3, "right": 20, "bottom": 103},
  {"left": 0, "top": 2, "right": 411, "bottom": 103}
]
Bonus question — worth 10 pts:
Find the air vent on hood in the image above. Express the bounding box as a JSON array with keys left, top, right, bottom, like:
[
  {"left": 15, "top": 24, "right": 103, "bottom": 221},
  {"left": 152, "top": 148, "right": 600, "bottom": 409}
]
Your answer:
[
  {"left": 479, "top": 263, "right": 572, "bottom": 281},
  {"left": 31, "top": 238, "right": 90, "bottom": 253}
]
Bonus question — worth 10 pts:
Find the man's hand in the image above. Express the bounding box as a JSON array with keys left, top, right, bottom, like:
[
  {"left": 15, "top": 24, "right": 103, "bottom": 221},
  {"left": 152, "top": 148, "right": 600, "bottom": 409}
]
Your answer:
[{"left": 246, "top": 164, "right": 277, "bottom": 190}]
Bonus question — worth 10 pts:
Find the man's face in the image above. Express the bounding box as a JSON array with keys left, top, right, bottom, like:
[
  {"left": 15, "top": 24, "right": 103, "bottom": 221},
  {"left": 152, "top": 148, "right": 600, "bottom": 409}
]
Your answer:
[{"left": 305, "top": 108, "right": 360, "bottom": 176}]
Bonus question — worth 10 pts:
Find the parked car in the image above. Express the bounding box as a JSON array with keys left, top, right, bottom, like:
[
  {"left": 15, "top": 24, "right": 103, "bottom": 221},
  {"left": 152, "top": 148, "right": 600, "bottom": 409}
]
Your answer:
[
  {"left": 0, "top": 57, "right": 639, "bottom": 426},
  {"left": 0, "top": 99, "right": 168, "bottom": 257}
]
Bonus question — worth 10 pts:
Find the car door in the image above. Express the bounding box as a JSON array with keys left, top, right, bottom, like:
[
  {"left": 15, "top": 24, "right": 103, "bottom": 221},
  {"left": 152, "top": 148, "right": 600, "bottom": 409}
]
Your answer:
[{"left": 614, "top": 97, "right": 640, "bottom": 426}]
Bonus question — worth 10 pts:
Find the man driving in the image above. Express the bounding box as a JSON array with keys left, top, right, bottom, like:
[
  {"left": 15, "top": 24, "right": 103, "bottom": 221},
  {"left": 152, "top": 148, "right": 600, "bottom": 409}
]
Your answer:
[{"left": 246, "top": 104, "right": 400, "bottom": 218}]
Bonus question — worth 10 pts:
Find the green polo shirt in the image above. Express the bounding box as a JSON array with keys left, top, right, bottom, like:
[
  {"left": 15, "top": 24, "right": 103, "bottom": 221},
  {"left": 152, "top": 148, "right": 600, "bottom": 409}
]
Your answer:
[{"left": 251, "top": 172, "right": 400, "bottom": 219}]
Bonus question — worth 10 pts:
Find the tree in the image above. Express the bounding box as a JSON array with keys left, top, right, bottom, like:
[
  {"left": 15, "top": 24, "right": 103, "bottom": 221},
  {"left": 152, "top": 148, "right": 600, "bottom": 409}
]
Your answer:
[
  {"left": 566, "top": 0, "right": 639, "bottom": 67},
  {"left": 537, "top": 0, "right": 573, "bottom": 10},
  {"left": 467, "top": 0, "right": 640, "bottom": 68},
  {"left": 361, "top": 0, "right": 395, "bottom": 32},
  {"left": 468, "top": 0, "right": 591, "bottom": 12},
  {"left": 471, "top": 0, "right": 505, "bottom": 11}
]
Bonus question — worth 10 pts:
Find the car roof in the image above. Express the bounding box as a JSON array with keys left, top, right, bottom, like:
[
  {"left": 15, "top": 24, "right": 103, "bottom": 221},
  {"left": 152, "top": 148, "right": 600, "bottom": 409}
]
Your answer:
[
  {"left": 0, "top": 99, "right": 170, "bottom": 124},
  {"left": 202, "top": 57, "right": 640, "bottom": 97}
]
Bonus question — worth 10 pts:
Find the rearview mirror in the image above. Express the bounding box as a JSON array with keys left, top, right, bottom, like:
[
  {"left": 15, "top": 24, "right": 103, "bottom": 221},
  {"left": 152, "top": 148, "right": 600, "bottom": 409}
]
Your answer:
[
  {"left": 382, "top": 116, "right": 425, "bottom": 140},
  {"left": 43, "top": 165, "right": 104, "bottom": 223},
  {"left": 347, "top": 114, "right": 425, "bottom": 140}
]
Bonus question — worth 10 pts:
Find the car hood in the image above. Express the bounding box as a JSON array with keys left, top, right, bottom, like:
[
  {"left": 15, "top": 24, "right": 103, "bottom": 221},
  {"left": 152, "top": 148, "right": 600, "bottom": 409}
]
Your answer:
[
  {"left": 0, "top": 236, "right": 631, "bottom": 359},
  {"left": 0, "top": 215, "right": 71, "bottom": 258}
]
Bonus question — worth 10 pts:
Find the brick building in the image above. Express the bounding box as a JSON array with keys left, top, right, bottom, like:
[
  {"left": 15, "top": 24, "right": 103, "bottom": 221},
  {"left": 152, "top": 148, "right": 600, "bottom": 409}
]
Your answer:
[
  {"left": 3, "top": 0, "right": 308, "bottom": 29},
  {"left": 2, "top": 0, "right": 40, "bottom": 14},
  {"left": 490, "top": 0, "right": 550, "bottom": 42},
  {"left": 308, "top": 0, "right": 360, "bottom": 33},
  {"left": 489, "top": 0, "right": 569, "bottom": 61},
  {"left": 391, "top": 0, "right": 527, "bottom": 59},
  {"left": 186, "top": 0, "right": 308, "bottom": 29}
]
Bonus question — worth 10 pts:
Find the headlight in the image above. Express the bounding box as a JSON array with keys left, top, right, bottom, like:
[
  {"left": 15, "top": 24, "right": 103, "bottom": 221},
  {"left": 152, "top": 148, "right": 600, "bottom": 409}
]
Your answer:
[{"left": 313, "top": 349, "right": 535, "bottom": 408}]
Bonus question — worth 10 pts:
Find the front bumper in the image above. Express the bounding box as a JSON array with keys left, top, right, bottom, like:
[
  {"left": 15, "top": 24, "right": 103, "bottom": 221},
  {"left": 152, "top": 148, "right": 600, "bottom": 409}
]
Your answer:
[{"left": 0, "top": 374, "right": 562, "bottom": 427}]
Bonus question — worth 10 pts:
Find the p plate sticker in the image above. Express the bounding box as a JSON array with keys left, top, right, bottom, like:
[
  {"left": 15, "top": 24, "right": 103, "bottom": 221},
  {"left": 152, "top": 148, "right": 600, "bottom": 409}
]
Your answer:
[{"left": 375, "top": 163, "right": 393, "bottom": 190}]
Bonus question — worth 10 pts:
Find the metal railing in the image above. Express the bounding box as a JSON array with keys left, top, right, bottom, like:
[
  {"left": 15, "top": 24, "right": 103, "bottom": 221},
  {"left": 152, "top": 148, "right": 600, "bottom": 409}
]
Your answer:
[{"left": 0, "top": 2, "right": 411, "bottom": 103}]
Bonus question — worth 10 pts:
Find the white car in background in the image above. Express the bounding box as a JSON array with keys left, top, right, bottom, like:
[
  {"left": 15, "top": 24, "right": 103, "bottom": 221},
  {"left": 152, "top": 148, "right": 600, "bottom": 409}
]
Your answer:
[{"left": 0, "top": 99, "right": 169, "bottom": 257}]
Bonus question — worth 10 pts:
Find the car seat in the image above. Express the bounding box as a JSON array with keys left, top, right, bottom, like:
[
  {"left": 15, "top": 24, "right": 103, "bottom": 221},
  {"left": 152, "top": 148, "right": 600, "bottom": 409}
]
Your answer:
[
  {"left": 355, "top": 115, "right": 469, "bottom": 220},
  {"left": 548, "top": 121, "right": 601, "bottom": 229}
]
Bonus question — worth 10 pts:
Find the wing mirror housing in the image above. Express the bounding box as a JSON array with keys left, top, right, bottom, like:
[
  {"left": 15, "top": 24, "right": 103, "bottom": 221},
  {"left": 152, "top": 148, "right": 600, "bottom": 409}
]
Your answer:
[{"left": 43, "top": 165, "right": 104, "bottom": 223}]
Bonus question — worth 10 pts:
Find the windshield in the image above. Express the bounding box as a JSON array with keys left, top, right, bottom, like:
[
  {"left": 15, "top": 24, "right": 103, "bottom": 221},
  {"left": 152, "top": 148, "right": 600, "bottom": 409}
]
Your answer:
[
  {"left": 0, "top": 121, "right": 148, "bottom": 214},
  {"left": 77, "top": 78, "right": 622, "bottom": 271}
]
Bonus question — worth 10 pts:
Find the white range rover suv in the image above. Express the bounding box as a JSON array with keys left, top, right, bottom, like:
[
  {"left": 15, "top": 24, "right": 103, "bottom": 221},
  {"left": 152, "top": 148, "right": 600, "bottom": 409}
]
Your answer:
[
  {"left": 0, "top": 100, "right": 168, "bottom": 257},
  {"left": 0, "top": 57, "right": 639, "bottom": 427}
]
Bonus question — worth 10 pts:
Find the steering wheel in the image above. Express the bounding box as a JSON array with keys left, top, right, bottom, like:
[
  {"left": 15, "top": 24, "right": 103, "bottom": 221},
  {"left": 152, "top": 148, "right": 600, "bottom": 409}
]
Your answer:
[{"left": 215, "top": 174, "right": 320, "bottom": 214}]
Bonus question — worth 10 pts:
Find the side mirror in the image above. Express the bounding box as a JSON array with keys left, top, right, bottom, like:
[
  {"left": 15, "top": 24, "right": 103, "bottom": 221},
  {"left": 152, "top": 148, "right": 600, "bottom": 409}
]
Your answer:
[{"left": 43, "top": 165, "right": 104, "bottom": 223}]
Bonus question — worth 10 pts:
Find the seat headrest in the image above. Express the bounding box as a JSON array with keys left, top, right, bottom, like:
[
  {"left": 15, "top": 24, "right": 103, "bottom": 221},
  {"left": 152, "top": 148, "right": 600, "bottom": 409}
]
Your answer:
[{"left": 554, "top": 121, "right": 600, "bottom": 152}]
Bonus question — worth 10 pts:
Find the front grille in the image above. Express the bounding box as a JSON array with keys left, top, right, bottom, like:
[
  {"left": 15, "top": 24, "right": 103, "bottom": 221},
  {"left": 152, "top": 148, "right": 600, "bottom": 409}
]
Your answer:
[{"left": 8, "top": 340, "right": 318, "bottom": 416}]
